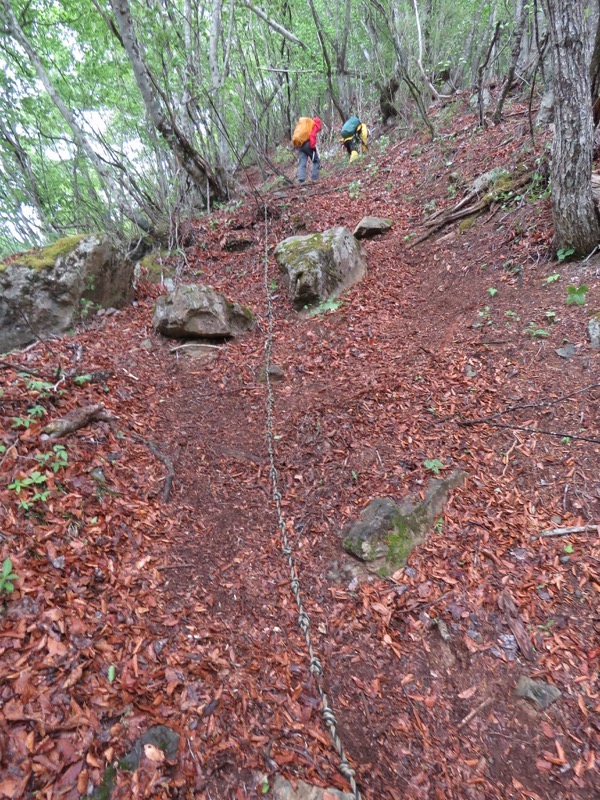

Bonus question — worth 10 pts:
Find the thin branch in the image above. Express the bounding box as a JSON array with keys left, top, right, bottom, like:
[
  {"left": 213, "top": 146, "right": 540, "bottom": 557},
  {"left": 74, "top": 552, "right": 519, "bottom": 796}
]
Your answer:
[
  {"left": 457, "top": 419, "right": 600, "bottom": 444},
  {"left": 540, "top": 525, "right": 598, "bottom": 537}
]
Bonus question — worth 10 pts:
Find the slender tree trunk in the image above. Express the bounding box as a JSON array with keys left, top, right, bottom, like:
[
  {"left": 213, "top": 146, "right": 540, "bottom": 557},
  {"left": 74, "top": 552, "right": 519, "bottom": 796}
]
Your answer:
[
  {"left": 0, "top": 0, "right": 158, "bottom": 231},
  {"left": 542, "top": 0, "right": 600, "bottom": 256},
  {"left": 493, "top": 0, "right": 528, "bottom": 123},
  {"left": 110, "top": 0, "right": 227, "bottom": 201},
  {"left": 411, "top": 0, "right": 449, "bottom": 99}
]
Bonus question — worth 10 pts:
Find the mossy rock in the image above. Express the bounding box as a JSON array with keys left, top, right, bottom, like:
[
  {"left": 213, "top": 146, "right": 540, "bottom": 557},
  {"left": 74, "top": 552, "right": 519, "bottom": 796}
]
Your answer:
[
  {"left": 341, "top": 472, "right": 466, "bottom": 573},
  {"left": 0, "top": 234, "right": 87, "bottom": 272}
]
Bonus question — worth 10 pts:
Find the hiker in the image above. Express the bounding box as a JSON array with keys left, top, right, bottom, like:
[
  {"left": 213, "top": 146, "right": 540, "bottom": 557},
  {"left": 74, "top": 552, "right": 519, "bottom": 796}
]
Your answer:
[
  {"left": 341, "top": 115, "right": 368, "bottom": 163},
  {"left": 292, "top": 116, "right": 322, "bottom": 183}
]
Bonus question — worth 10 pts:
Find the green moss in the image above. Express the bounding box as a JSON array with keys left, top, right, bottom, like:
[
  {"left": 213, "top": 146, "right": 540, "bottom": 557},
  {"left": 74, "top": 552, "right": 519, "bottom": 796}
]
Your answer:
[
  {"left": 0, "top": 234, "right": 87, "bottom": 272},
  {"left": 138, "top": 250, "right": 172, "bottom": 278},
  {"left": 88, "top": 764, "right": 116, "bottom": 800},
  {"left": 386, "top": 521, "right": 413, "bottom": 568},
  {"left": 458, "top": 214, "right": 479, "bottom": 232}
]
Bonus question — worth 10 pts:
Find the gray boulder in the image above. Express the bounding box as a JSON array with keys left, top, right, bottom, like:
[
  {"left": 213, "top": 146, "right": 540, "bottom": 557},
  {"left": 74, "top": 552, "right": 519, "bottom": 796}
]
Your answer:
[
  {"left": 0, "top": 234, "right": 134, "bottom": 353},
  {"left": 353, "top": 216, "right": 393, "bottom": 239},
  {"left": 274, "top": 227, "right": 366, "bottom": 310},
  {"left": 342, "top": 471, "right": 466, "bottom": 575},
  {"left": 153, "top": 284, "right": 254, "bottom": 339},
  {"left": 588, "top": 313, "right": 600, "bottom": 349}
]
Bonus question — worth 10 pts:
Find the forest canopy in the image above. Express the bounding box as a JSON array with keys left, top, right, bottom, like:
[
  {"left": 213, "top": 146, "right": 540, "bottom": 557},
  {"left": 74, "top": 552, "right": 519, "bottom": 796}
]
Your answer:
[{"left": 0, "top": 0, "right": 598, "bottom": 255}]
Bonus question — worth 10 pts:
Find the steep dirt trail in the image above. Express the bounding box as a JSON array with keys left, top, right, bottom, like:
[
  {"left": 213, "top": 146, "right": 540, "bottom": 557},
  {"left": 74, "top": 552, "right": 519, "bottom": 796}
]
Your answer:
[
  {"left": 144, "top": 109, "right": 598, "bottom": 799},
  {"left": 1, "top": 104, "right": 597, "bottom": 800}
]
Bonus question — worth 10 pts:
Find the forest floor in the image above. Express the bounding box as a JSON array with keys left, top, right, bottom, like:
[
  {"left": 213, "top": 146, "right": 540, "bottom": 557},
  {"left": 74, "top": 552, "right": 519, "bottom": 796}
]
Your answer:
[{"left": 1, "top": 97, "right": 599, "bottom": 800}]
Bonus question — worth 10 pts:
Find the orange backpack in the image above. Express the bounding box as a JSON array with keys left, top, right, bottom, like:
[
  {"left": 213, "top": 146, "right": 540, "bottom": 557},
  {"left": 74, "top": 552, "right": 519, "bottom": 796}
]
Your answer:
[{"left": 292, "top": 117, "right": 314, "bottom": 147}]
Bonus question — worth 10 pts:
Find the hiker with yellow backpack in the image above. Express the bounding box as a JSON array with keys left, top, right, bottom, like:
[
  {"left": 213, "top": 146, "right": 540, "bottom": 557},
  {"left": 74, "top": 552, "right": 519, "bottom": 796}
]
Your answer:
[
  {"left": 341, "top": 115, "right": 368, "bottom": 162},
  {"left": 292, "top": 116, "right": 322, "bottom": 183}
]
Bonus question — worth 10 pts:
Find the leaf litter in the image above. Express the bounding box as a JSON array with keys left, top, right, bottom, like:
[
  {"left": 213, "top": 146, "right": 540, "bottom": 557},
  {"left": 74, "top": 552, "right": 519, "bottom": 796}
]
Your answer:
[{"left": 0, "top": 98, "right": 598, "bottom": 800}]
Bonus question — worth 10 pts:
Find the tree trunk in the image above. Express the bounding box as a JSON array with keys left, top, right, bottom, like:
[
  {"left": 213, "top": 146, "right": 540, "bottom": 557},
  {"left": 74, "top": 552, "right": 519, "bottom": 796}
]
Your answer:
[
  {"left": 0, "top": 0, "right": 157, "bottom": 232},
  {"left": 493, "top": 0, "right": 528, "bottom": 123},
  {"left": 109, "top": 0, "right": 227, "bottom": 202},
  {"left": 543, "top": 0, "right": 600, "bottom": 256}
]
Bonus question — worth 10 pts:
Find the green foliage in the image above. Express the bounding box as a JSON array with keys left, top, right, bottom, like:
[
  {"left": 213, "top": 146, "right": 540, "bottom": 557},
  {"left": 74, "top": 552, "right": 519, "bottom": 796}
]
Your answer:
[
  {"left": 524, "top": 322, "right": 550, "bottom": 338},
  {"left": 0, "top": 558, "right": 19, "bottom": 595},
  {"left": 563, "top": 544, "right": 574, "bottom": 555},
  {"left": 9, "top": 471, "right": 47, "bottom": 494},
  {"left": 308, "top": 297, "right": 341, "bottom": 316},
  {"left": 107, "top": 665, "right": 117, "bottom": 683},
  {"left": 18, "top": 490, "right": 50, "bottom": 511},
  {"left": 566, "top": 285, "right": 588, "bottom": 306},
  {"left": 487, "top": 287, "right": 498, "bottom": 297},
  {"left": 424, "top": 459, "right": 444, "bottom": 475},
  {"left": 80, "top": 298, "right": 96, "bottom": 318},
  {"left": 11, "top": 416, "right": 34, "bottom": 430},
  {"left": 74, "top": 374, "right": 93, "bottom": 386},
  {"left": 348, "top": 180, "right": 361, "bottom": 200},
  {"left": 557, "top": 247, "right": 575, "bottom": 263},
  {"left": 544, "top": 273, "right": 560, "bottom": 285},
  {"left": 35, "top": 444, "right": 68, "bottom": 473}
]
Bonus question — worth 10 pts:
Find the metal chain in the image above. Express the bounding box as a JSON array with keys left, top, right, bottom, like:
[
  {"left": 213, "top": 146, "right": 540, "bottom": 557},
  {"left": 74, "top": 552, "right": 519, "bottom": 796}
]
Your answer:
[{"left": 262, "top": 207, "right": 362, "bottom": 800}]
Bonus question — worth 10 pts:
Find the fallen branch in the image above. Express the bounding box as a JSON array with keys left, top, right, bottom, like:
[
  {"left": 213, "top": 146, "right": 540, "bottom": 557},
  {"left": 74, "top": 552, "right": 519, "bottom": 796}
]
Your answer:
[
  {"left": 169, "top": 343, "right": 223, "bottom": 352},
  {"left": 458, "top": 696, "right": 493, "bottom": 730},
  {"left": 43, "top": 403, "right": 116, "bottom": 438},
  {"left": 456, "top": 419, "right": 600, "bottom": 444},
  {"left": 409, "top": 167, "right": 534, "bottom": 248},
  {"left": 540, "top": 524, "right": 598, "bottom": 537}
]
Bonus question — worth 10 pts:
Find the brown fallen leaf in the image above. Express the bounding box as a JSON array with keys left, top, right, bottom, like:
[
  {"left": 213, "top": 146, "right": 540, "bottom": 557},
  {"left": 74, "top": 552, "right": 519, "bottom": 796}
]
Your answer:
[{"left": 144, "top": 743, "right": 165, "bottom": 763}]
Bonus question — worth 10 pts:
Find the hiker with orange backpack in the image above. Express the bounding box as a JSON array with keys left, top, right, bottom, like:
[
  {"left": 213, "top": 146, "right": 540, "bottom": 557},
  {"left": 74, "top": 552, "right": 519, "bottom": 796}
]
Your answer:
[
  {"left": 341, "top": 115, "right": 368, "bottom": 162},
  {"left": 292, "top": 116, "right": 322, "bottom": 183}
]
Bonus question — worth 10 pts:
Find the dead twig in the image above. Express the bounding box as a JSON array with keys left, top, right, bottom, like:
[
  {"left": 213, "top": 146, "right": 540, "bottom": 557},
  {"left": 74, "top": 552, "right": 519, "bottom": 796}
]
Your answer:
[
  {"left": 458, "top": 696, "right": 493, "bottom": 730},
  {"left": 540, "top": 524, "right": 598, "bottom": 537},
  {"left": 456, "top": 419, "right": 600, "bottom": 444}
]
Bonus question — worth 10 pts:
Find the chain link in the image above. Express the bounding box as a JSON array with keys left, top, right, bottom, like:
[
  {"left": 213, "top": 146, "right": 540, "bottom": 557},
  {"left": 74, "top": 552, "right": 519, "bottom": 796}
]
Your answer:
[{"left": 262, "top": 207, "right": 362, "bottom": 800}]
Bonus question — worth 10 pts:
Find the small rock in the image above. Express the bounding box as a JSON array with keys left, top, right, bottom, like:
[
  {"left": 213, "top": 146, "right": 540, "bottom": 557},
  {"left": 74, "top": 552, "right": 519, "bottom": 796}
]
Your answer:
[
  {"left": 51, "top": 556, "right": 66, "bottom": 570},
  {"left": 588, "top": 314, "right": 600, "bottom": 348},
  {"left": 467, "top": 628, "right": 483, "bottom": 644},
  {"left": 90, "top": 467, "right": 106, "bottom": 484},
  {"left": 510, "top": 548, "right": 529, "bottom": 562},
  {"left": 353, "top": 216, "right": 393, "bottom": 239},
  {"left": 555, "top": 343, "right": 576, "bottom": 359},
  {"left": 256, "top": 364, "right": 285, "bottom": 382},
  {"left": 496, "top": 633, "right": 518, "bottom": 661},
  {"left": 515, "top": 675, "right": 561, "bottom": 709},
  {"left": 436, "top": 619, "right": 451, "bottom": 641},
  {"left": 270, "top": 775, "right": 354, "bottom": 800}
]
